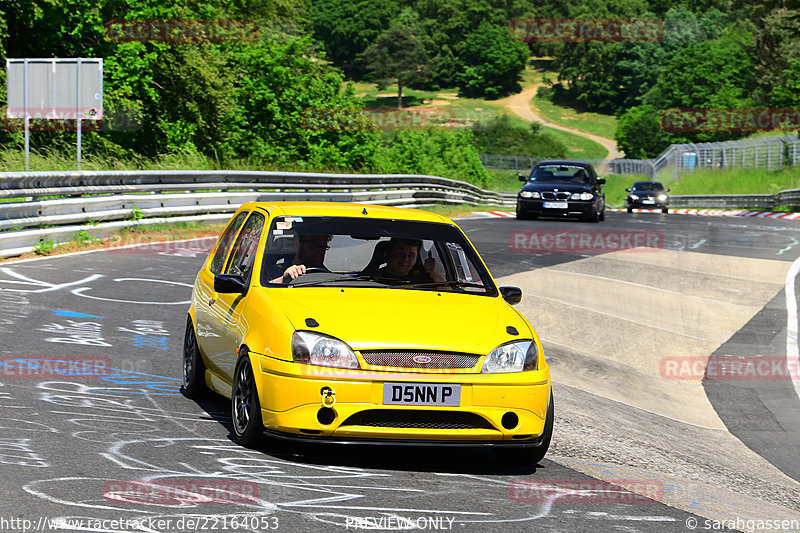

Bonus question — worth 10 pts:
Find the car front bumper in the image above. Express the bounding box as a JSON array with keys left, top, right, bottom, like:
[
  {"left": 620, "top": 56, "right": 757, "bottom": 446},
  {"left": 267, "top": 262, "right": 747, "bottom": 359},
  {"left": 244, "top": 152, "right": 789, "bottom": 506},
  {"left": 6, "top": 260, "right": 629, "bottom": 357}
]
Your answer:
[
  {"left": 627, "top": 198, "right": 668, "bottom": 209},
  {"left": 517, "top": 198, "right": 597, "bottom": 217},
  {"left": 254, "top": 353, "right": 551, "bottom": 443}
]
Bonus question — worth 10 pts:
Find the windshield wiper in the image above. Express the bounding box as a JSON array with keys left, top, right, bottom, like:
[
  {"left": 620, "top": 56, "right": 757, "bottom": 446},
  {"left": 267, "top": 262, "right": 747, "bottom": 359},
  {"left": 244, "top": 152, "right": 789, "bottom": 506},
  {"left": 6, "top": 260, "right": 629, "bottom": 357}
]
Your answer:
[
  {"left": 290, "top": 274, "right": 400, "bottom": 288},
  {"left": 390, "top": 281, "right": 487, "bottom": 290}
]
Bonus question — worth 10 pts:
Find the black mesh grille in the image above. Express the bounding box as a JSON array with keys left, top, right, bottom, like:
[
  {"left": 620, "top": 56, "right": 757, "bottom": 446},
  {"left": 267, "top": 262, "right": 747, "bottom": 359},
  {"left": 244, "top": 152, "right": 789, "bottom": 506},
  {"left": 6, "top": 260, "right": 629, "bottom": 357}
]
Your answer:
[
  {"left": 342, "top": 410, "right": 495, "bottom": 430},
  {"left": 360, "top": 350, "right": 480, "bottom": 369}
]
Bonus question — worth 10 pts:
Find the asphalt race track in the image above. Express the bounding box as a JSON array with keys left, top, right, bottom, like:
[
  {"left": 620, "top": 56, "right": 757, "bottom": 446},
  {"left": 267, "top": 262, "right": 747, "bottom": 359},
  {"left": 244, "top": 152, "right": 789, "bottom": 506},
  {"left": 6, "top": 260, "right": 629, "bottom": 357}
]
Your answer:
[{"left": 0, "top": 210, "right": 798, "bottom": 532}]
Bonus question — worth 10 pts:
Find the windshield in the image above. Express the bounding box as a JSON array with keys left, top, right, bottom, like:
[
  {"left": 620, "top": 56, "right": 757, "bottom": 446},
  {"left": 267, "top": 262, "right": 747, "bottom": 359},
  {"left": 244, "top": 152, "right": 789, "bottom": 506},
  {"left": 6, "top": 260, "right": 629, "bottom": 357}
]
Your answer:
[
  {"left": 530, "top": 164, "right": 593, "bottom": 184},
  {"left": 261, "top": 216, "right": 497, "bottom": 295},
  {"left": 632, "top": 182, "right": 664, "bottom": 191}
]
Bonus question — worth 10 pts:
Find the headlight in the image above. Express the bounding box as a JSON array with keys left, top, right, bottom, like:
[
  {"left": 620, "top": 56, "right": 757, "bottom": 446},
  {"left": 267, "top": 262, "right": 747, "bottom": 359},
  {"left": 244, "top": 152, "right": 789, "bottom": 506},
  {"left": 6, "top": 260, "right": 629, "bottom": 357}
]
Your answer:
[
  {"left": 291, "top": 331, "right": 359, "bottom": 369},
  {"left": 520, "top": 191, "right": 540, "bottom": 199},
  {"left": 571, "top": 192, "right": 594, "bottom": 200},
  {"left": 629, "top": 194, "right": 639, "bottom": 200},
  {"left": 657, "top": 194, "right": 667, "bottom": 201},
  {"left": 481, "top": 340, "right": 539, "bottom": 373}
]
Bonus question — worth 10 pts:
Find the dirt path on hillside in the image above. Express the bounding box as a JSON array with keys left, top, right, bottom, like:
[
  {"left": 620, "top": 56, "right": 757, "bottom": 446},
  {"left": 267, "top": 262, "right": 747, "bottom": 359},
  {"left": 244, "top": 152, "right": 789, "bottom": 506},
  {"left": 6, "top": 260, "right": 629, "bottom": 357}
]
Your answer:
[{"left": 502, "top": 84, "right": 625, "bottom": 161}]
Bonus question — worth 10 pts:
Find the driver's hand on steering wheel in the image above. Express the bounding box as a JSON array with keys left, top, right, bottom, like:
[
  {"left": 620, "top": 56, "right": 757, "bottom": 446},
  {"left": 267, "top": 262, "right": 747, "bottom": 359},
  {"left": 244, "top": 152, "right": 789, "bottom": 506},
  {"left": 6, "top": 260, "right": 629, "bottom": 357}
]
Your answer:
[{"left": 282, "top": 264, "right": 307, "bottom": 281}]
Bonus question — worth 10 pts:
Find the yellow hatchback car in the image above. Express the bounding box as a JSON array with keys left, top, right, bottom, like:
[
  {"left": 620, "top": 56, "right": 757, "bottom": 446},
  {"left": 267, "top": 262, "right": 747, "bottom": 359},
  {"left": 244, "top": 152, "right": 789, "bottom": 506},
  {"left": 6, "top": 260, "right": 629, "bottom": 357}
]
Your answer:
[{"left": 183, "top": 202, "right": 553, "bottom": 463}]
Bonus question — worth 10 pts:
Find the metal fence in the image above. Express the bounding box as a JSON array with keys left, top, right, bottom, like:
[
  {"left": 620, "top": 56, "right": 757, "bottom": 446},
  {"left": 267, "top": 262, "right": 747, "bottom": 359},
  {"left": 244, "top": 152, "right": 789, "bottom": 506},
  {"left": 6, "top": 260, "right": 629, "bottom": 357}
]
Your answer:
[
  {"left": 482, "top": 134, "right": 800, "bottom": 179},
  {"left": 0, "top": 170, "right": 516, "bottom": 257},
  {"left": 479, "top": 155, "right": 603, "bottom": 172}
]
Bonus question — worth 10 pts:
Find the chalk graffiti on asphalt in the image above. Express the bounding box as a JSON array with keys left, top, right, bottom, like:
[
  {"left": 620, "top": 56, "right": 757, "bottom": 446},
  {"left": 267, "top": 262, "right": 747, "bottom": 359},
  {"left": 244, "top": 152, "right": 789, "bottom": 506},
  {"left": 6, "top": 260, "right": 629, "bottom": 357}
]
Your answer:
[{"left": 0, "top": 267, "right": 192, "bottom": 305}]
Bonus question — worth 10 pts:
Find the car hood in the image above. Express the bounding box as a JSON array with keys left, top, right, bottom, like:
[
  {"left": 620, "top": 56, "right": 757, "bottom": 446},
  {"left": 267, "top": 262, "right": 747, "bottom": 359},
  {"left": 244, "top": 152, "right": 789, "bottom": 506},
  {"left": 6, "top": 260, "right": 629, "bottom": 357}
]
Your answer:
[
  {"left": 265, "top": 287, "right": 531, "bottom": 354},
  {"left": 521, "top": 182, "right": 596, "bottom": 193}
]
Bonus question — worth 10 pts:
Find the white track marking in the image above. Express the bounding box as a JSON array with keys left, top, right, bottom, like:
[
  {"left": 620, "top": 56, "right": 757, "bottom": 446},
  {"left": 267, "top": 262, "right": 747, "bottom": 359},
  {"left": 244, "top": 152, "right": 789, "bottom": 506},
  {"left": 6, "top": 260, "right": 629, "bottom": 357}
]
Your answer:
[{"left": 784, "top": 256, "right": 800, "bottom": 402}]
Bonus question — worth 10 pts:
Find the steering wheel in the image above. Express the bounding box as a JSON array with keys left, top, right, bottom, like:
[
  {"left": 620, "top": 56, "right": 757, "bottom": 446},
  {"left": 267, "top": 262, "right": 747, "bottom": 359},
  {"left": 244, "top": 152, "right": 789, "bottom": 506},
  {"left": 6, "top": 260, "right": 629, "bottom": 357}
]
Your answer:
[{"left": 302, "top": 267, "right": 329, "bottom": 274}]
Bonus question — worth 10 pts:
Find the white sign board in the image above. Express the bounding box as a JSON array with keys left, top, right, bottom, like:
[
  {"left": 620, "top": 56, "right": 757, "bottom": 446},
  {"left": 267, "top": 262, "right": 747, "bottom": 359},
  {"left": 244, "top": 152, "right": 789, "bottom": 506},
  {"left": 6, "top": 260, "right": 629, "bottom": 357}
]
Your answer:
[{"left": 6, "top": 58, "right": 103, "bottom": 119}]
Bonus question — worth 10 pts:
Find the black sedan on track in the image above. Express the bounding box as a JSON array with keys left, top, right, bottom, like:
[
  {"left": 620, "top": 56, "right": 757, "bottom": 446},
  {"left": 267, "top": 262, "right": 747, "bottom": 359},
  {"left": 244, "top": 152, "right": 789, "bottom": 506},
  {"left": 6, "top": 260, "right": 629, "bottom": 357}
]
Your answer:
[
  {"left": 626, "top": 181, "right": 670, "bottom": 213},
  {"left": 516, "top": 161, "right": 606, "bottom": 222}
]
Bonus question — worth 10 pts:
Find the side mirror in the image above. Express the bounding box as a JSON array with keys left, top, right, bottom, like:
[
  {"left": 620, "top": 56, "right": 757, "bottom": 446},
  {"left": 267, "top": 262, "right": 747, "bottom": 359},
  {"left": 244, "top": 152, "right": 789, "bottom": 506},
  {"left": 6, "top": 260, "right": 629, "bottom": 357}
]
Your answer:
[
  {"left": 518, "top": 173, "right": 528, "bottom": 182},
  {"left": 666, "top": 188, "right": 671, "bottom": 192},
  {"left": 625, "top": 188, "right": 631, "bottom": 192},
  {"left": 499, "top": 286, "right": 522, "bottom": 305},
  {"left": 215, "top": 274, "right": 246, "bottom": 293},
  {"left": 596, "top": 178, "right": 606, "bottom": 185}
]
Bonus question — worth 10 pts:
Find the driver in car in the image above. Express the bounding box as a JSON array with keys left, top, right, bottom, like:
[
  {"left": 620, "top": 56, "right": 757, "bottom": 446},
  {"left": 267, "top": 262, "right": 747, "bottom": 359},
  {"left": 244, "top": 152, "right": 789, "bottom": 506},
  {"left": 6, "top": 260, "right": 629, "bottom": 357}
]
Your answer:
[{"left": 270, "top": 234, "right": 331, "bottom": 283}]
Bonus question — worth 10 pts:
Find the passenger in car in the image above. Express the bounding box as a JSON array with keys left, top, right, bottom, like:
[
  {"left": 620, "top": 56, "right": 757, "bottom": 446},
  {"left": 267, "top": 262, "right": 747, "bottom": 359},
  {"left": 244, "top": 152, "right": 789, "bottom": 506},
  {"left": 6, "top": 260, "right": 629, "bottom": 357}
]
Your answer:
[{"left": 375, "top": 238, "right": 445, "bottom": 284}]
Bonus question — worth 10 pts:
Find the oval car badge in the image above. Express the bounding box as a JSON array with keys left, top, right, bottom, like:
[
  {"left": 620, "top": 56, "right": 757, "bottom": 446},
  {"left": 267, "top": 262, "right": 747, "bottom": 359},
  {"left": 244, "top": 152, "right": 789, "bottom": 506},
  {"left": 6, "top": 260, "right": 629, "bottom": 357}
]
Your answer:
[{"left": 413, "top": 355, "right": 432, "bottom": 364}]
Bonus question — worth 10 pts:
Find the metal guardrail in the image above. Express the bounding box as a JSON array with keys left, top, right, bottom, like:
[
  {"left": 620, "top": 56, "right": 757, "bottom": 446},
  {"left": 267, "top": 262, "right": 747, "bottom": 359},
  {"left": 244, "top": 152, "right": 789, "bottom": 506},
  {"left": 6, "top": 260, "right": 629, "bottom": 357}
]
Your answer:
[
  {"left": 0, "top": 170, "right": 516, "bottom": 257},
  {"left": 1, "top": 169, "right": 796, "bottom": 258},
  {"left": 669, "top": 194, "right": 777, "bottom": 209}
]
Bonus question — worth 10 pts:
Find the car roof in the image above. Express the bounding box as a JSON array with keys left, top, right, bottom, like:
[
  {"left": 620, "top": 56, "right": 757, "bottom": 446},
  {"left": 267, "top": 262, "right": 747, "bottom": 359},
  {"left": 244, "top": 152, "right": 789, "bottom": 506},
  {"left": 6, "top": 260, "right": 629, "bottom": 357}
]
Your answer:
[
  {"left": 632, "top": 181, "right": 663, "bottom": 186},
  {"left": 238, "top": 201, "right": 452, "bottom": 224}
]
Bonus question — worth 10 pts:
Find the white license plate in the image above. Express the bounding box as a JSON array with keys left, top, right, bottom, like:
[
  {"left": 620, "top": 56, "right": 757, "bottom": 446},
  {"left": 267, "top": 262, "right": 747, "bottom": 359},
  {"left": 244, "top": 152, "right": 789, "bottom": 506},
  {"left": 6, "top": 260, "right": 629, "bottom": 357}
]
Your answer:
[
  {"left": 543, "top": 201, "right": 568, "bottom": 209},
  {"left": 383, "top": 383, "right": 461, "bottom": 406},
  {"left": 642, "top": 199, "right": 655, "bottom": 204}
]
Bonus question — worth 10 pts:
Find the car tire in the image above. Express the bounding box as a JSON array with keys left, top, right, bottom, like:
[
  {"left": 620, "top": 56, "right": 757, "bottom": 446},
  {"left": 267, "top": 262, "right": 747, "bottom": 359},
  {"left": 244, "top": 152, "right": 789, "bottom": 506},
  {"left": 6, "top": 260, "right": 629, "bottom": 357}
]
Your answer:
[
  {"left": 516, "top": 208, "right": 529, "bottom": 220},
  {"left": 599, "top": 209, "right": 605, "bottom": 221},
  {"left": 182, "top": 316, "right": 208, "bottom": 399},
  {"left": 627, "top": 206, "right": 633, "bottom": 213},
  {"left": 231, "top": 350, "right": 264, "bottom": 448},
  {"left": 494, "top": 390, "right": 554, "bottom": 465},
  {"left": 662, "top": 207, "right": 669, "bottom": 214}
]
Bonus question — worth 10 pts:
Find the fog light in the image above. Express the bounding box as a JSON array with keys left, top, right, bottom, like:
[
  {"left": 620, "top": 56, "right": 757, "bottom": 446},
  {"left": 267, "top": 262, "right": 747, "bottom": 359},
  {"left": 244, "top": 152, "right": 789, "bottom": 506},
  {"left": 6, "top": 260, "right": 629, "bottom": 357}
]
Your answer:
[
  {"left": 501, "top": 412, "right": 519, "bottom": 430},
  {"left": 317, "top": 407, "right": 336, "bottom": 425}
]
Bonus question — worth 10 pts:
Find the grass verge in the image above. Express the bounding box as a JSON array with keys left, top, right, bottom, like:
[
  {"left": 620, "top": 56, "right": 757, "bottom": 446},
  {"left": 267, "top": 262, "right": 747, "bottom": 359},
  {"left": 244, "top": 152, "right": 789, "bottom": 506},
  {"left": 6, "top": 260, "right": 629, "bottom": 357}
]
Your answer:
[
  {"left": 0, "top": 221, "right": 227, "bottom": 263},
  {"left": 530, "top": 93, "right": 618, "bottom": 140},
  {"left": 542, "top": 127, "right": 608, "bottom": 159}
]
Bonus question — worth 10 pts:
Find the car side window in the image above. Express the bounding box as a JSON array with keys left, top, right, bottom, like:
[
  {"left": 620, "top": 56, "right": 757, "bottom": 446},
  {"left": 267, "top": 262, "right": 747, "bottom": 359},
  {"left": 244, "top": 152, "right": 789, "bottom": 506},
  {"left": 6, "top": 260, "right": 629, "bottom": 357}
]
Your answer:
[
  {"left": 225, "top": 212, "right": 266, "bottom": 280},
  {"left": 209, "top": 211, "right": 249, "bottom": 275}
]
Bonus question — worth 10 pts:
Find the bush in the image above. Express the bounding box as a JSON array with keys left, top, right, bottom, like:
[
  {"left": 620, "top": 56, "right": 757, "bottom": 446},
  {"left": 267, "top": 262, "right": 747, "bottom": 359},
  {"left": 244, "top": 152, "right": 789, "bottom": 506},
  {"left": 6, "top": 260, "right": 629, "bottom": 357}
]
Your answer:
[
  {"left": 471, "top": 115, "right": 567, "bottom": 158},
  {"left": 378, "top": 129, "right": 489, "bottom": 187}
]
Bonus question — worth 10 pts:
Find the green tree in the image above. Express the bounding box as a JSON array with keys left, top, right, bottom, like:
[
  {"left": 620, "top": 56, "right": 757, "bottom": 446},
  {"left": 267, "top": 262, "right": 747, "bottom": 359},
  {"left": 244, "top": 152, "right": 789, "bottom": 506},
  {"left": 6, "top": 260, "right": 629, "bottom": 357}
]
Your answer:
[
  {"left": 310, "top": 0, "right": 399, "bottom": 77},
  {"left": 457, "top": 21, "right": 528, "bottom": 98},
  {"left": 733, "top": 0, "right": 800, "bottom": 103},
  {"left": 222, "top": 35, "right": 381, "bottom": 169},
  {"left": 770, "top": 58, "right": 800, "bottom": 106},
  {"left": 361, "top": 8, "right": 430, "bottom": 109},
  {"left": 615, "top": 105, "right": 670, "bottom": 158},
  {"left": 643, "top": 28, "right": 755, "bottom": 113}
]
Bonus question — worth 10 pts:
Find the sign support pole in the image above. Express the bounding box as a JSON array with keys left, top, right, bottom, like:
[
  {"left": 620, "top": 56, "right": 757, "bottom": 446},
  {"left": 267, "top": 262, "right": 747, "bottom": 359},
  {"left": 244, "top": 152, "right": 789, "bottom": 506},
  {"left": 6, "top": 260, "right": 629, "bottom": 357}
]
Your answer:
[
  {"left": 23, "top": 59, "right": 29, "bottom": 171},
  {"left": 76, "top": 58, "right": 82, "bottom": 171}
]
